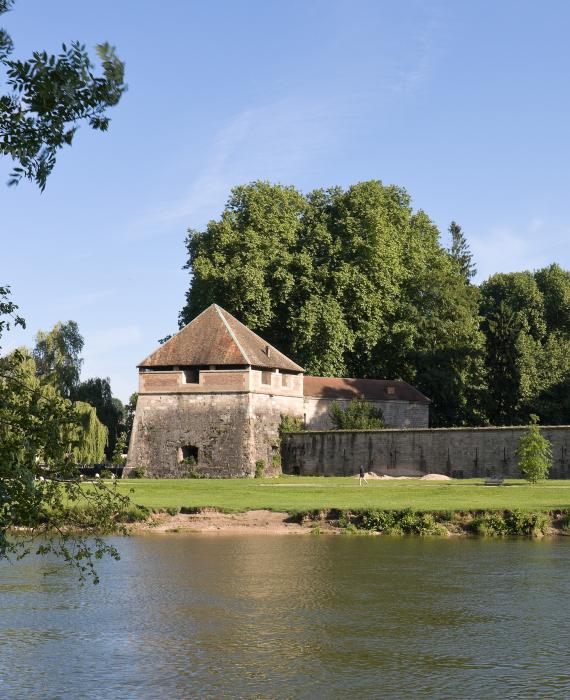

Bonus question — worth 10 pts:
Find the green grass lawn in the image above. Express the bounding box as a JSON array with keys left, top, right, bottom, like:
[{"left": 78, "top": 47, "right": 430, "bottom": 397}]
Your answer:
[{"left": 116, "top": 477, "right": 570, "bottom": 513}]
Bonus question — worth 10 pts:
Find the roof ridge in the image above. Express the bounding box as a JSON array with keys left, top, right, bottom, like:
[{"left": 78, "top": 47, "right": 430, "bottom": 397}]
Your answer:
[
  {"left": 215, "top": 305, "right": 251, "bottom": 364},
  {"left": 221, "top": 309, "right": 294, "bottom": 364},
  {"left": 136, "top": 304, "right": 217, "bottom": 367}
]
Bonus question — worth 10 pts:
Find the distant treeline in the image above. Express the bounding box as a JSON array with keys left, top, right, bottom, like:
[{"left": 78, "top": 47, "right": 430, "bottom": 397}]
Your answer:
[{"left": 179, "top": 180, "right": 570, "bottom": 427}]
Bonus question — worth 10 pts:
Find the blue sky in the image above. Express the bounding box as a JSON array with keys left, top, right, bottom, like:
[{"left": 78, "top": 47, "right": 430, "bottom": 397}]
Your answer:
[{"left": 2, "top": 0, "right": 570, "bottom": 401}]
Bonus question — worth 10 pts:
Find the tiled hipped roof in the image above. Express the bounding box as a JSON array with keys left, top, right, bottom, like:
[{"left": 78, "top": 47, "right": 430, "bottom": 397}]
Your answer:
[
  {"left": 138, "top": 304, "right": 304, "bottom": 373},
  {"left": 303, "top": 376, "right": 430, "bottom": 404}
]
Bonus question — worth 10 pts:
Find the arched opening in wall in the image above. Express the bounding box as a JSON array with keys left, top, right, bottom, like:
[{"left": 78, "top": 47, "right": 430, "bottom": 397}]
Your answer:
[{"left": 180, "top": 444, "right": 199, "bottom": 465}]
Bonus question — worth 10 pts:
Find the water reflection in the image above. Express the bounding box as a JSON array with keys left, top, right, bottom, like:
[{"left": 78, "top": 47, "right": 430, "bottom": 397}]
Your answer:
[{"left": 1, "top": 535, "right": 570, "bottom": 698}]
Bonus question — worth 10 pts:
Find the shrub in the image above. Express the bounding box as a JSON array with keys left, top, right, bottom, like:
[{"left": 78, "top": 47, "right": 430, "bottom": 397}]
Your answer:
[
  {"left": 361, "top": 509, "right": 397, "bottom": 533},
  {"left": 558, "top": 512, "right": 570, "bottom": 534},
  {"left": 468, "top": 510, "right": 550, "bottom": 537},
  {"left": 279, "top": 415, "right": 304, "bottom": 433},
  {"left": 180, "top": 456, "right": 197, "bottom": 466},
  {"left": 183, "top": 468, "right": 207, "bottom": 479},
  {"left": 329, "top": 397, "right": 384, "bottom": 430},
  {"left": 505, "top": 510, "right": 549, "bottom": 536},
  {"left": 399, "top": 510, "right": 438, "bottom": 535},
  {"left": 129, "top": 466, "right": 146, "bottom": 479},
  {"left": 516, "top": 415, "right": 552, "bottom": 483},
  {"left": 255, "top": 460, "right": 265, "bottom": 478},
  {"left": 120, "top": 504, "right": 150, "bottom": 522},
  {"left": 165, "top": 506, "right": 180, "bottom": 516}
]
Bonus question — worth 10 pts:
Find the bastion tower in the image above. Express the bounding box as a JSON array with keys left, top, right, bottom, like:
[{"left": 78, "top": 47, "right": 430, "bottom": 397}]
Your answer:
[{"left": 125, "top": 304, "right": 304, "bottom": 477}]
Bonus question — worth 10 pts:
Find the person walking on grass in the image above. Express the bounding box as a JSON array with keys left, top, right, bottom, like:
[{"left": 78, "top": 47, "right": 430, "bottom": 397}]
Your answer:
[{"left": 359, "top": 464, "right": 368, "bottom": 486}]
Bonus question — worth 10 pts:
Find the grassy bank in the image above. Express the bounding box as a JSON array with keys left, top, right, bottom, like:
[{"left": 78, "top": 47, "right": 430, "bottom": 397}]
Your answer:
[{"left": 117, "top": 476, "right": 570, "bottom": 513}]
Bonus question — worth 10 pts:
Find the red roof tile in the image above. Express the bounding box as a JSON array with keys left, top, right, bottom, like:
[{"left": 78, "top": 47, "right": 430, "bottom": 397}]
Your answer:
[
  {"left": 303, "top": 376, "right": 430, "bottom": 404},
  {"left": 138, "top": 304, "right": 304, "bottom": 372}
]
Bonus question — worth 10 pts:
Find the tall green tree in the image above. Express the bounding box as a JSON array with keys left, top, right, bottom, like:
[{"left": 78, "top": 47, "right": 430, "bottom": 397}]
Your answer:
[
  {"left": 0, "top": 293, "right": 129, "bottom": 582},
  {"left": 448, "top": 221, "right": 476, "bottom": 283},
  {"left": 479, "top": 272, "right": 546, "bottom": 424},
  {"left": 72, "top": 377, "right": 124, "bottom": 459},
  {"left": 181, "top": 180, "right": 486, "bottom": 426},
  {"left": 33, "top": 320, "right": 84, "bottom": 397},
  {"left": 0, "top": 0, "right": 126, "bottom": 189}
]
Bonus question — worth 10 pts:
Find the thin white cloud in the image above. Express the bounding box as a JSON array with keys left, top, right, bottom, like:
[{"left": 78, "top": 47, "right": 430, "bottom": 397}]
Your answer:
[{"left": 127, "top": 96, "right": 347, "bottom": 238}]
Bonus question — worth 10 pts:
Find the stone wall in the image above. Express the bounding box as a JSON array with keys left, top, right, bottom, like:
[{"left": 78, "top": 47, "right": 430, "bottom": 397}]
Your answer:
[
  {"left": 126, "top": 393, "right": 253, "bottom": 477},
  {"left": 126, "top": 390, "right": 304, "bottom": 478},
  {"left": 303, "top": 398, "right": 429, "bottom": 430},
  {"left": 281, "top": 426, "right": 570, "bottom": 478},
  {"left": 249, "top": 393, "right": 304, "bottom": 476}
]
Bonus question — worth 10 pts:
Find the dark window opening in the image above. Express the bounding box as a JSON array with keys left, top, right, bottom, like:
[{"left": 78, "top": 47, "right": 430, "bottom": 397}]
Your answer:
[
  {"left": 180, "top": 445, "right": 199, "bottom": 465},
  {"left": 451, "top": 469, "right": 464, "bottom": 479},
  {"left": 184, "top": 369, "right": 199, "bottom": 384},
  {"left": 261, "top": 370, "right": 272, "bottom": 385}
]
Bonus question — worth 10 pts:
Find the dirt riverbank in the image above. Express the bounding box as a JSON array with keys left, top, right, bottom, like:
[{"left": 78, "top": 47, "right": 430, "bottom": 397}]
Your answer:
[{"left": 131, "top": 509, "right": 331, "bottom": 535}]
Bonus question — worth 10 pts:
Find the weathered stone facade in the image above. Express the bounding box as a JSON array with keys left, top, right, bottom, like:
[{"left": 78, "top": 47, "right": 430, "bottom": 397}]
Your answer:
[
  {"left": 282, "top": 426, "right": 570, "bottom": 478},
  {"left": 126, "top": 304, "right": 431, "bottom": 478},
  {"left": 126, "top": 367, "right": 304, "bottom": 477},
  {"left": 303, "top": 397, "right": 429, "bottom": 430}
]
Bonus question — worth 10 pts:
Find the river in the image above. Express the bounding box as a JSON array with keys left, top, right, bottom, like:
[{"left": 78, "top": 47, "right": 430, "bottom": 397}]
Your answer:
[{"left": 1, "top": 534, "right": 570, "bottom": 699}]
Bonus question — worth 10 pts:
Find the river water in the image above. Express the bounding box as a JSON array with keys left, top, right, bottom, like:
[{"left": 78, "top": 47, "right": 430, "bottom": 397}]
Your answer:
[{"left": 1, "top": 534, "right": 570, "bottom": 699}]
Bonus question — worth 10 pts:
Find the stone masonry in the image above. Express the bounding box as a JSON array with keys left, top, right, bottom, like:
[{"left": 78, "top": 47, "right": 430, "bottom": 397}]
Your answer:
[
  {"left": 126, "top": 304, "right": 430, "bottom": 478},
  {"left": 281, "top": 426, "right": 570, "bottom": 478}
]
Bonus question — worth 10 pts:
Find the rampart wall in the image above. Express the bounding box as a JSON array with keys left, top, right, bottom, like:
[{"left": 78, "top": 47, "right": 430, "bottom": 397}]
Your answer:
[{"left": 281, "top": 426, "right": 570, "bottom": 478}]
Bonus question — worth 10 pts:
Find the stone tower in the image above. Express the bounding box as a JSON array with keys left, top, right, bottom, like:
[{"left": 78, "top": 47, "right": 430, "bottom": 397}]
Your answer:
[{"left": 125, "top": 304, "right": 304, "bottom": 477}]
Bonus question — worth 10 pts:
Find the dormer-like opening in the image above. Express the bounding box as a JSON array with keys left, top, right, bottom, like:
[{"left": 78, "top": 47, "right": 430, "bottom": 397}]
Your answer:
[
  {"left": 386, "top": 386, "right": 395, "bottom": 395},
  {"left": 184, "top": 368, "right": 199, "bottom": 384}
]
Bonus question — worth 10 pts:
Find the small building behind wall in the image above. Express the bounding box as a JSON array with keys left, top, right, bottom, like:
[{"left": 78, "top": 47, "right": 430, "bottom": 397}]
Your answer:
[{"left": 303, "top": 376, "right": 430, "bottom": 429}]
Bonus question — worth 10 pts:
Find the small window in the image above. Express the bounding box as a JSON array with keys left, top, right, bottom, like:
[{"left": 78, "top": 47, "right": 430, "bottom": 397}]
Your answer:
[
  {"left": 184, "top": 369, "right": 199, "bottom": 384},
  {"left": 281, "top": 373, "right": 290, "bottom": 387},
  {"left": 180, "top": 445, "right": 199, "bottom": 464},
  {"left": 386, "top": 386, "right": 395, "bottom": 395},
  {"left": 261, "top": 370, "right": 272, "bottom": 385}
]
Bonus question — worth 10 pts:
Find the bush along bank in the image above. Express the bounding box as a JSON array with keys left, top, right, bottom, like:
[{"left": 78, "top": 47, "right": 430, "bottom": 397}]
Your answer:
[{"left": 302, "top": 508, "right": 570, "bottom": 537}]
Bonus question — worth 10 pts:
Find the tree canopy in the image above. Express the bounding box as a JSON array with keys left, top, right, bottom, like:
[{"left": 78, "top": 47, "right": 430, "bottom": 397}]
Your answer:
[
  {"left": 0, "top": 293, "right": 129, "bottom": 582},
  {"left": 180, "top": 181, "right": 570, "bottom": 428},
  {"left": 33, "top": 320, "right": 84, "bottom": 397},
  {"left": 181, "top": 180, "right": 485, "bottom": 426},
  {"left": 72, "top": 377, "right": 124, "bottom": 460},
  {"left": 1, "top": 4, "right": 128, "bottom": 580}
]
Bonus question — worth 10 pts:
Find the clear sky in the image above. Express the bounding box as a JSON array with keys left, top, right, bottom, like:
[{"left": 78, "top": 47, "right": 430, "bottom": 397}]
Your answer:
[{"left": 2, "top": 0, "right": 570, "bottom": 401}]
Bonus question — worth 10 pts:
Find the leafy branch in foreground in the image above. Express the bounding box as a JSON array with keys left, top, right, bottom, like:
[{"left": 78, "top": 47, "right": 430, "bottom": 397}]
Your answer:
[
  {"left": 0, "top": 288, "right": 133, "bottom": 583},
  {"left": 0, "top": 0, "right": 126, "bottom": 189}
]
